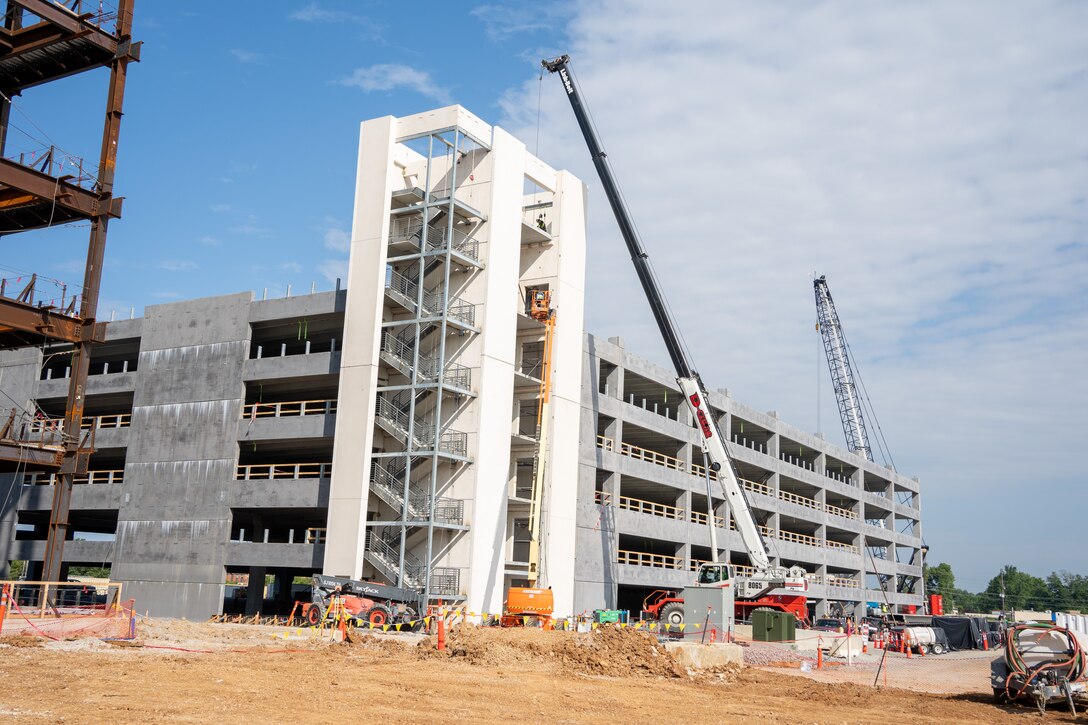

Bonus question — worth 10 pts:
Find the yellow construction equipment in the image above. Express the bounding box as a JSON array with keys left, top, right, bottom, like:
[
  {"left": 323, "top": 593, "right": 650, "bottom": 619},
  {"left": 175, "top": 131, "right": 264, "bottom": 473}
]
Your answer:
[{"left": 526, "top": 289, "right": 555, "bottom": 586}]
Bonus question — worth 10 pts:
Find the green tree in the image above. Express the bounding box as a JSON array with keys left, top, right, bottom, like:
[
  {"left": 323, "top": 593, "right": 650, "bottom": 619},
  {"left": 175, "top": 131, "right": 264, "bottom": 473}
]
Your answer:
[
  {"left": 925, "top": 562, "right": 956, "bottom": 596},
  {"left": 922, "top": 562, "right": 981, "bottom": 613},
  {"left": 1045, "top": 571, "right": 1088, "bottom": 612},
  {"left": 985, "top": 564, "right": 1050, "bottom": 611},
  {"left": 7, "top": 560, "right": 26, "bottom": 579}
]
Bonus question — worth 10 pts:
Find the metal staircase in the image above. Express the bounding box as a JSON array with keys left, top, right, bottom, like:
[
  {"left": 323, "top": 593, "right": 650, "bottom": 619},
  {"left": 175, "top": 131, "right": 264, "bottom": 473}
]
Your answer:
[
  {"left": 371, "top": 461, "right": 465, "bottom": 525},
  {"left": 364, "top": 529, "right": 425, "bottom": 589},
  {"left": 379, "top": 330, "right": 472, "bottom": 390}
]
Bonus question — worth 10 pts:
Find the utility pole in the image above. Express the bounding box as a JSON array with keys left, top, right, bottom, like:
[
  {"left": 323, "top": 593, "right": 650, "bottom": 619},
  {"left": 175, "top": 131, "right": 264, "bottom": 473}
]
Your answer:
[{"left": 1000, "top": 570, "right": 1006, "bottom": 614}]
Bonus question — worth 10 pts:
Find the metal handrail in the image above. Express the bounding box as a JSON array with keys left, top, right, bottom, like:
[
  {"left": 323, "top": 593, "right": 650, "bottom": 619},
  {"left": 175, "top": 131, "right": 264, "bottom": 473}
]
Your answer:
[
  {"left": 388, "top": 217, "right": 482, "bottom": 264},
  {"left": 380, "top": 332, "right": 472, "bottom": 389},
  {"left": 364, "top": 530, "right": 425, "bottom": 587},
  {"left": 447, "top": 299, "right": 476, "bottom": 327},
  {"left": 384, "top": 267, "right": 418, "bottom": 307},
  {"left": 430, "top": 567, "right": 461, "bottom": 595}
]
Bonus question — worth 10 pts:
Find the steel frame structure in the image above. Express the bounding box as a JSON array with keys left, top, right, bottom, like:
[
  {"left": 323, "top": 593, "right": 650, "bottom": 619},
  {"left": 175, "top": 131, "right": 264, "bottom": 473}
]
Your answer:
[
  {"left": 0, "top": 0, "right": 138, "bottom": 585},
  {"left": 367, "top": 126, "right": 486, "bottom": 604}
]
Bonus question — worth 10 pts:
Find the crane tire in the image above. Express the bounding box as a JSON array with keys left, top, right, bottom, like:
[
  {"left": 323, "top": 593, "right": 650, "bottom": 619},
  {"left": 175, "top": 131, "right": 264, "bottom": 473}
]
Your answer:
[{"left": 659, "top": 602, "right": 685, "bottom": 626}]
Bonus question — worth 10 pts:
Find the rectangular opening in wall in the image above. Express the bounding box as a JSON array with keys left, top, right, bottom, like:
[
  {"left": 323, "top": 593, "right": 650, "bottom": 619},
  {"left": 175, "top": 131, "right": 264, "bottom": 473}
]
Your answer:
[
  {"left": 622, "top": 370, "right": 679, "bottom": 422},
  {"left": 617, "top": 475, "right": 683, "bottom": 520},
  {"left": 730, "top": 416, "right": 771, "bottom": 454},
  {"left": 243, "top": 378, "right": 339, "bottom": 419},
  {"left": 236, "top": 439, "right": 333, "bottom": 481},
  {"left": 597, "top": 360, "right": 616, "bottom": 396},
  {"left": 779, "top": 436, "right": 818, "bottom": 472},
  {"left": 617, "top": 534, "right": 682, "bottom": 569},
  {"left": 511, "top": 518, "right": 529, "bottom": 563},
  {"left": 249, "top": 314, "right": 344, "bottom": 360},
  {"left": 824, "top": 455, "right": 857, "bottom": 485},
  {"left": 620, "top": 421, "right": 685, "bottom": 468}
]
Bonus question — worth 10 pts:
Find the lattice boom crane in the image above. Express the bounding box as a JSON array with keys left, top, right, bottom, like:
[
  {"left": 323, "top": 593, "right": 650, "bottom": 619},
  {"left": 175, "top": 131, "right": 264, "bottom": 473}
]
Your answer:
[{"left": 814, "top": 275, "right": 873, "bottom": 461}]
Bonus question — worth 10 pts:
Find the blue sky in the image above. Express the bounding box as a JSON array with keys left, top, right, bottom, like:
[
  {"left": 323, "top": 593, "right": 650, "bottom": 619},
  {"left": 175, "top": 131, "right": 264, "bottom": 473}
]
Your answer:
[{"left": 3, "top": 1, "right": 1086, "bottom": 592}]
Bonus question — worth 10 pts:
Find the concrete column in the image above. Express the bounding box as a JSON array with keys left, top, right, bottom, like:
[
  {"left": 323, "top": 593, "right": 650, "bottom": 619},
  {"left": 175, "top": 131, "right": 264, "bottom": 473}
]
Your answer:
[
  {"left": 0, "top": 347, "right": 43, "bottom": 572},
  {"left": 466, "top": 126, "right": 527, "bottom": 617},
  {"left": 324, "top": 115, "right": 396, "bottom": 578},
  {"left": 245, "top": 567, "right": 266, "bottom": 616},
  {"left": 604, "top": 472, "right": 620, "bottom": 500},
  {"left": 538, "top": 169, "right": 586, "bottom": 619},
  {"left": 678, "top": 489, "right": 692, "bottom": 519},
  {"left": 275, "top": 571, "right": 293, "bottom": 611}
]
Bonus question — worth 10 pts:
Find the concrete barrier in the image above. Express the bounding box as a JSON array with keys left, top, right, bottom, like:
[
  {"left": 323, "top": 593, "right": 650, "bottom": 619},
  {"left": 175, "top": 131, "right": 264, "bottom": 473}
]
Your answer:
[{"left": 664, "top": 641, "right": 744, "bottom": 669}]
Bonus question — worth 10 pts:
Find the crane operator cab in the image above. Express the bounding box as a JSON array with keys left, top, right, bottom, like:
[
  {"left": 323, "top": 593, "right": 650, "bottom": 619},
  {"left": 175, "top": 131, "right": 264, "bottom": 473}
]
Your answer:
[{"left": 696, "top": 563, "right": 734, "bottom": 586}]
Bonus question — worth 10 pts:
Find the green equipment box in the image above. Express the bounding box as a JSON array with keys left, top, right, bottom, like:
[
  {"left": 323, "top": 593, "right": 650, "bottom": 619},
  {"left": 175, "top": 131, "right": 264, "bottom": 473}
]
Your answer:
[{"left": 752, "top": 609, "right": 797, "bottom": 642}]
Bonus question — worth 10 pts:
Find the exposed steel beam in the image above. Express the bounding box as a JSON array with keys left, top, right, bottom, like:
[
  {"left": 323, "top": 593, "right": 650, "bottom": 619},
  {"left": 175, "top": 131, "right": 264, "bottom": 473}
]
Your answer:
[
  {"left": 0, "top": 156, "right": 115, "bottom": 218},
  {"left": 42, "top": 0, "right": 137, "bottom": 586},
  {"left": 0, "top": 294, "right": 98, "bottom": 345},
  {"left": 6, "top": 0, "right": 117, "bottom": 50},
  {"left": 0, "top": 440, "right": 63, "bottom": 469}
]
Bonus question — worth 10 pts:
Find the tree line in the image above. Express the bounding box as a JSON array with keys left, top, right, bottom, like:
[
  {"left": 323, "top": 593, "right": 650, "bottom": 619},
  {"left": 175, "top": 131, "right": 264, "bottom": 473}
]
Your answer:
[{"left": 924, "top": 563, "right": 1088, "bottom": 614}]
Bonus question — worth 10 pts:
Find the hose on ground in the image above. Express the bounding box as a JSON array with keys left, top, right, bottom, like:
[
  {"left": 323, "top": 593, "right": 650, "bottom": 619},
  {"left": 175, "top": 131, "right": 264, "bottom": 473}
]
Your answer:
[{"left": 1003, "top": 623, "right": 1085, "bottom": 702}]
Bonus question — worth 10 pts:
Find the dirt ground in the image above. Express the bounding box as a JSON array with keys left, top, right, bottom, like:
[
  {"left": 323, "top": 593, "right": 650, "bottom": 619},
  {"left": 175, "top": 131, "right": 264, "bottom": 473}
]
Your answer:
[{"left": 0, "top": 621, "right": 1079, "bottom": 724}]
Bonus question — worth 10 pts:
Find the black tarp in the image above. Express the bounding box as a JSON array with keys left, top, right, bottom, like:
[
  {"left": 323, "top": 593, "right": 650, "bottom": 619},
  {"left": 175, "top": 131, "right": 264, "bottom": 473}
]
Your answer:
[{"left": 932, "top": 616, "right": 983, "bottom": 650}]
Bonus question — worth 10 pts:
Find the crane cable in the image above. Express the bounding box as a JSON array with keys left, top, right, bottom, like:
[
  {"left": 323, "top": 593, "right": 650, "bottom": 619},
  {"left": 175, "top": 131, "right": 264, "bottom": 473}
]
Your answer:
[{"left": 564, "top": 61, "right": 700, "bottom": 378}]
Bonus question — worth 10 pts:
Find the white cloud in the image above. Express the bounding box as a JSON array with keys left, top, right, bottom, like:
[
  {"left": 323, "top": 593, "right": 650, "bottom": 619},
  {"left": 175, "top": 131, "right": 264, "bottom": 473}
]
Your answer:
[
  {"left": 229, "top": 223, "right": 273, "bottom": 238},
  {"left": 470, "top": 4, "right": 568, "bottom": 41},
  {"left": 209, "top": 203, "right": 231, "bottom": 213},
  {"left": 317, "top": 259, "right": 348, "bottom": 286},
  {"left": 324, "top": 227, "right": 349, "bottom": 253},
  {"left": 337, "top": 64, "right": 451, "bottom": 104},
  {"left": 157, "top": 260, "right": 198, "bottom": 272},
  {"left": 281, "top": 262, "right": 303, "bottom": 274},
  {"left": 290, "top": 2, "right": 363, "bottom": 24},
  {"left": 230, "top": 49, "right": 268, "bottom": 65},
  {"left": 499, "top": 0, "right": 1088, "bottom": 587},
  {"left": 197, "top": 235, "right": 220, "bottom": 247}
]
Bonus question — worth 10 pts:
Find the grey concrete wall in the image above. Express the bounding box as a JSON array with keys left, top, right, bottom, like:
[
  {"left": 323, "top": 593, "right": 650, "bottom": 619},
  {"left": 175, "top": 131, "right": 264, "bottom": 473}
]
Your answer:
[
  {"left": 0, "top": 347, "right": 43, "bottom": 577},
  {"left": 109, "top": 292, "right": 253, "bottom": 618},
  {"left": 577, "top": 331, "right": 925, "bottom": 613}
]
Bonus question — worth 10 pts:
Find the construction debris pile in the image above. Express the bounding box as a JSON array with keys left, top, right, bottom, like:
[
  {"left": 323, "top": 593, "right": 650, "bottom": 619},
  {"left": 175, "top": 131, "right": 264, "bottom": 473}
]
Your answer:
[{"left": 418, "top": 625, "right": 686, "bottom": 678}]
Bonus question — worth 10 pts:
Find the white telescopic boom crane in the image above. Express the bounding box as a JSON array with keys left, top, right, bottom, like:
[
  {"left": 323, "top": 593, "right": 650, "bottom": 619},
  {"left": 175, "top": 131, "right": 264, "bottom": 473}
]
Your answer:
[{"left": 543, "top": 56, "right": 804, "bottom": 592}]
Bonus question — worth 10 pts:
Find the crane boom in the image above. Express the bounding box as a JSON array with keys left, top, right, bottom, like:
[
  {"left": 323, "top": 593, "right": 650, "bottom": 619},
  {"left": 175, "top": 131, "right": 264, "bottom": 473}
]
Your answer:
[
  {"left": 813, "top": 275, "right": 873, "bottom": 461},
  {"left": 542, "top": 54, "right": 774, "bottom": 573}
]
